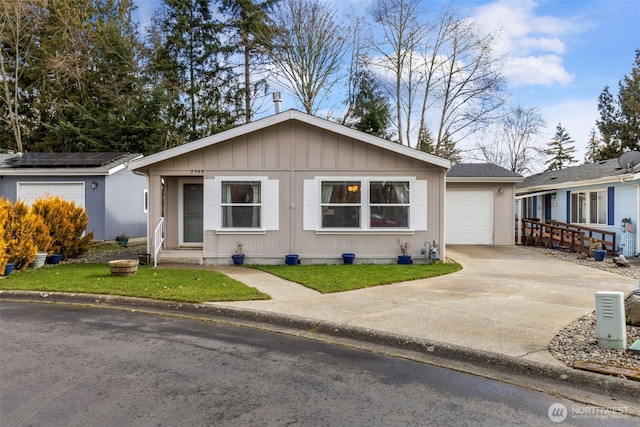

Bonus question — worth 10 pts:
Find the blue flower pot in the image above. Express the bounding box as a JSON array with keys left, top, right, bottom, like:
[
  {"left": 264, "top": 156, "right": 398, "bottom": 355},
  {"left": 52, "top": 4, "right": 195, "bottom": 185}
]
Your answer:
[
  {"left": 3, "top": 262, "right": 14, "bottom": 276},
  {"left": 46, "top": 253, "right": 63, "bottom": 265},
  {"left": 342, "top": 253, "right": 356, "bottom": 264},
  {"left": 593, "top": 249, "right": 607, "bottom": 262},
  {"left": 285, "top": 254, "right": 299, "bottom": 265},
  {"left": 231, "top": 254, "right": 245, "bottom": 266},
  {"left": 398, "top": 255, "right": 412, "bottom": 264}
]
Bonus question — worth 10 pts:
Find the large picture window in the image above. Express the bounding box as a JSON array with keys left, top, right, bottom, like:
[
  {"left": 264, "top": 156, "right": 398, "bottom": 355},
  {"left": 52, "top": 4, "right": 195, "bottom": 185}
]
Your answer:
[
  {"left": 571, "top": 190, "right": 606, "bottom": 225},
  {"left": 312, "top": 179, "right": 416, "bottom": 230},
  {"left": 222, "top": 181, "right": 261, "bottom": 228}
]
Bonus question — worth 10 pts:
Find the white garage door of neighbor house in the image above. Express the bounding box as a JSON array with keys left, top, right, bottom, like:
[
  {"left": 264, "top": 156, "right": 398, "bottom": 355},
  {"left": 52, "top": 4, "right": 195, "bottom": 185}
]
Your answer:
[
  {"left": 17, "top": 182, "right": 85, "bottom": 207},
  {"left": 446, "top": 190, "right": 493, "bottom": 244}
]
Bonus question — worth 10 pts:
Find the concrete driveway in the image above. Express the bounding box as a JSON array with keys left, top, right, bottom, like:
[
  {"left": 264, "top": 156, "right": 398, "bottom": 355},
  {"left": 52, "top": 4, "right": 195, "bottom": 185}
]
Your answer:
[{"left": 212, "top": 245, "right": 637, "bottom": 366}]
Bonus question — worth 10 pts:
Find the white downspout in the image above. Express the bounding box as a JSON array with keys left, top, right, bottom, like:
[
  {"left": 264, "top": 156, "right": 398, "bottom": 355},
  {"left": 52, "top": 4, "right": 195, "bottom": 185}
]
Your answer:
[{"left": 619, "top": 174, "right": 640, "bottom": 256}]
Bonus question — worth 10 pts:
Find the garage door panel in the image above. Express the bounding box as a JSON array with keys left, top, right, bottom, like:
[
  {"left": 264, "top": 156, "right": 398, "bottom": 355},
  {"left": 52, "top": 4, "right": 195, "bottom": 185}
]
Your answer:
[
  {"left": 447, "top": 190, "right": 493, "bottom": 244},
  {"left": 17, "top": 182, "right": 85, "bottom": 207}
]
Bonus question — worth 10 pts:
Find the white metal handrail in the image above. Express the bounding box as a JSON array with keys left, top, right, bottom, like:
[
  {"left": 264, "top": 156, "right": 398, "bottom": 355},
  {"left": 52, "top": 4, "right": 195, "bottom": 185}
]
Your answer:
[{"left": 153, "top": 217, "right": 164, "bottom": 267}]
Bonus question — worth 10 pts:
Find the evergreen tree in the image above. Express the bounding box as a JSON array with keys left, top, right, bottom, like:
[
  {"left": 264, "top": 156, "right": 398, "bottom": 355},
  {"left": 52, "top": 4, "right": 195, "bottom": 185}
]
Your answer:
[
  {"left": 545, "top": 123, "right": 577, "bottom": 171},
  {"left": 435, "top": 131, "right": 461, "bottom": 163},
  {"left": 219, "top": 0, "right": 280, "bottom": 123},
  {"left": 594, "top": 50, "right": 640, "bottom": 159},
  {"left": 347, "top": 70, "right": 392, "bottom": 138},
  {"left": 417, "top": 127, "right": 436, "bottom": 154},
  {"left": 596, "top": 86, "right": 622, "bottom": 159},
  {"left": 618, "top": 49, "right": 640, "bottom": 152},
  {"left": 154, "top": 0, "right": 241, "bottom": 144},
  {"left": 584, "top": 128, "right": 602, "bottom": 163}
]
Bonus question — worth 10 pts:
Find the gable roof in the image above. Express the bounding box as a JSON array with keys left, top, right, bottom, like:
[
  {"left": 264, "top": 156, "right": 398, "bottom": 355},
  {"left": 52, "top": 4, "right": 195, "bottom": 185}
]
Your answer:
[
  {"left": 446, "top": 163, "right": 523, "bottom": 183},
  {"left": 129, "top": 110, "right": 451, "bottom": 171},
  {"left": 0, "top": 152, "right": 141, "bottom": 176},
  {"left": 517, "top": 158, "right": 638, "bottom": 193}
]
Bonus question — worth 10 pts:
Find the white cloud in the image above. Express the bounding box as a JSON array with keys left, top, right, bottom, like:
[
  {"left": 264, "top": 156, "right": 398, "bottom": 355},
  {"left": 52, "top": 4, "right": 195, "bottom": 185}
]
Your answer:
[
  {"left": 539, "top": 99, "right": 599, "bottom": 162},
  {"left": 472, "top": 0, "right": 581, "bottom": 88},
  {"left": 507, "top": 55, "right": 575, "bottom": 87}
]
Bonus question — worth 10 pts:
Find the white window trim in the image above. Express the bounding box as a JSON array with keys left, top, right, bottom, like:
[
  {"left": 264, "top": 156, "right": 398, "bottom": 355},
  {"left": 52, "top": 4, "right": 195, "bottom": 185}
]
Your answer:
[
  {"left": 304, "top": 176, "right": 427, "bottom": 233},
  {"left": 571, "top": 188, "right": 607, "bottom": 225},
  {"left": 204, "top": 176, "right": 279, "bottom": 233}
]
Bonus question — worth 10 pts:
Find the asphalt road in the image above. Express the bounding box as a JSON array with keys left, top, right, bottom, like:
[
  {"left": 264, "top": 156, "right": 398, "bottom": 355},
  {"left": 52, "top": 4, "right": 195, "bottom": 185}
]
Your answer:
[{"left": 0, "top": 302, "right": 636, "bottom": 426}]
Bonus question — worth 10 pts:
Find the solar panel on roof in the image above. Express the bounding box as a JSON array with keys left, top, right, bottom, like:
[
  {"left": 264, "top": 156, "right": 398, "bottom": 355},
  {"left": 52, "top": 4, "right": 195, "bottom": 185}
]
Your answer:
[{"left": 5, "top": 153, "right": 129, "bottom": 168}]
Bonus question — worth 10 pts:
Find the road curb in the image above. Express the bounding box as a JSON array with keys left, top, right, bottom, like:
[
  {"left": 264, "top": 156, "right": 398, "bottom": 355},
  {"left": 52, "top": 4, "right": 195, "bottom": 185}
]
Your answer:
[{"left": 2, "top": 290, "right": 639, "bottom": 405}]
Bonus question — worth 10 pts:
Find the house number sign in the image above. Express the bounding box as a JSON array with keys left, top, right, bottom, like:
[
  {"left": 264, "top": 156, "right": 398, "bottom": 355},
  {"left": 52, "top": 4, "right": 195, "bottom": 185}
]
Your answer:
[{"left": 190, "top": 169, "right": 204, "bottom": 174}]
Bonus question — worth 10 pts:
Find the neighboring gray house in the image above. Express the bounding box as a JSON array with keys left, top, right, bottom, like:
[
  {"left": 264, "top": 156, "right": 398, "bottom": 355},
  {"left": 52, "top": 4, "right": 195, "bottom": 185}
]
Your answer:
[
  {"left": 446, "top": 163, "right": 523, "bottom": 245},
  {"left": 0, "top": 152, "right": 147, "bottom": 241},
  {"left": 515, "top": 158, "right": 639, "bottom": 257},
  {"left": 130, "top": 110, "right": 452, "bottom": 265}
]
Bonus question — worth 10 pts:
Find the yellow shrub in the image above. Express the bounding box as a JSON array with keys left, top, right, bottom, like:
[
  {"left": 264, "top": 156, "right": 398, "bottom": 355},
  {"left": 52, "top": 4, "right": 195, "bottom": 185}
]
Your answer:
[
  {"left": 2, "top": 199, "right": 38, "bottom": 270},
  {"left": 31, "top": 195, "right": 93, "bottom": 260},
  {"left": 0, "top": 201, "right": 8, "bottom": 274}
]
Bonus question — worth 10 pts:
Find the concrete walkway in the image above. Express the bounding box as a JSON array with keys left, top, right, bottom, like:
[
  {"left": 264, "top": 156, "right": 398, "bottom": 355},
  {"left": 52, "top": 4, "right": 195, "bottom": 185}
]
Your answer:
[{"left": 209, "top": 246, "right": 637, "bottom": 366}]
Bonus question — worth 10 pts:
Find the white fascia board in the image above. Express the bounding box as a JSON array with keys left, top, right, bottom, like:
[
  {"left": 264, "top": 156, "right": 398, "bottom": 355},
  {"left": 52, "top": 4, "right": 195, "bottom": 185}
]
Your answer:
[
  {"left": 447, "top": 176, "right": 525, "bottom": 183},
  {"left": 128, "top": 110, "right": 451, "bottom": 171},
  {"left": 516, "top": 174, "right": 635, "bottom": 195},
  {"left": 0, "top": 168, "right": 107, "bottom": 176}
]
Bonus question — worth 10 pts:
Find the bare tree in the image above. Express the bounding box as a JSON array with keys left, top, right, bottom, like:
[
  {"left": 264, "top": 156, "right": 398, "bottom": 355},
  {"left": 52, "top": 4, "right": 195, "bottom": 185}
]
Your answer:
[
  {"left": 0, "top": 0, "right": 44, "bottom": 153},
  {"left": 432, "top": 14, "right": 506, "bottom": 153},
  {"left": 370, "top": 0, "right": 427, "bottom": 146},
  {"left": 269, "top": 0, "right": 347, "bottom": 115},
  {"left": 369, "top": 1, "right": 505, "bottom": 154},
  {"left": 474, "top": 105, "right": 546, "bottom": 174}
]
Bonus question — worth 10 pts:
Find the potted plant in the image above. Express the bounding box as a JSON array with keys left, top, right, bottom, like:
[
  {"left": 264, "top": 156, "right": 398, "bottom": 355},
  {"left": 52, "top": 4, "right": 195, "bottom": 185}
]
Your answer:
[
  {"left": 342, "top": 253, "right": 356, "bottom": 264},
  {"left": 2, "top": 261, "right": 14, "bottom": 276},
  {"left": 592, "top": 244, "right": 607, "bottom": 262},
  {"left": 397, "top": 239, "right": 412, "bottom": 264},
  {"left": 231, "top": 242, "right": 245, "bottom": 266},
  {"left": 285, "top": 254, "right": 299, "bottom": 265},
  {"left": 116, "top": 233, "right": 129, "bottom": 247}
]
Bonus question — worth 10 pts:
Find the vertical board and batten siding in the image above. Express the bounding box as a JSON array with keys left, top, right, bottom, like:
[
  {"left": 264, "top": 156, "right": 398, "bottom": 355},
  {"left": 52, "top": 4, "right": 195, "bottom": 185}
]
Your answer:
[
  {"left": 447, "top": 182, "right": 516, "bottom": 245},
  {"left": 153, "top": 120, "right": 446, "bottom": 262}
]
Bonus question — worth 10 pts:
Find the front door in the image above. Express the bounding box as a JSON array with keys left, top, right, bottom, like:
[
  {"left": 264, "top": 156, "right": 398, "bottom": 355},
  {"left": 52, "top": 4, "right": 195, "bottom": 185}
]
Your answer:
[{"left": 180, "top": 181, "right": 203, "bottom": 246}]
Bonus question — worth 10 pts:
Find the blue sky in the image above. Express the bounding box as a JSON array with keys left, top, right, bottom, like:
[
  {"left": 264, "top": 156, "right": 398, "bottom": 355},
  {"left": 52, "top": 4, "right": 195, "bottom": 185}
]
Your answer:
[{"left": 133, "top": 0, "right": 639, "bottom": 162}]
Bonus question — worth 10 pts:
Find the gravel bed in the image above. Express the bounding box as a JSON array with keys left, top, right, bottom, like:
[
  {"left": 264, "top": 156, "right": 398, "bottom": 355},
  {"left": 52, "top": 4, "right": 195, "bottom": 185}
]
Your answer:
[{"left": 526, "top": 246, "right": 640, "bottom": 372}]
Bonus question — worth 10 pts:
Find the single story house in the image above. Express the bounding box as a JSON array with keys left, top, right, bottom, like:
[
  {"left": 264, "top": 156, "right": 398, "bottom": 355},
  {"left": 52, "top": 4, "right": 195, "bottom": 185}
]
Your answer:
[
  {"left": 515, "top": 158, "right": 639, "bottom": 257},
  {"left": 446, "top": 163, "right": 523, "bottom": 245},
  {"left": 0, "top": 152, "right": 147, "bottom": 241},
  {"left": 130, "top": 110, "right": 454, "bottom": 265}
]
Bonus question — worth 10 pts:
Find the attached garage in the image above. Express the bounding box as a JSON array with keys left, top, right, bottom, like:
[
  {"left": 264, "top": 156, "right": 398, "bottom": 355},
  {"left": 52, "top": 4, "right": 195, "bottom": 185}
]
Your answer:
[
  {"left": 447, "top": 190, "right": 493, "bottom": 244},
  {"left": 17, "top": 182, "right": 85, "bottom": 207},
  {"left": 446, "top": 164, "right": 523, "bottom": 246}
]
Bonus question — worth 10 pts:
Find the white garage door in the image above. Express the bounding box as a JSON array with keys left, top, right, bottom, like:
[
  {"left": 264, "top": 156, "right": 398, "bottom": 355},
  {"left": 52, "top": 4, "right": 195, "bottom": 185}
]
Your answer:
[
  {"left": 17, "top": 182, "right": 85, "bottom": 207},
  {"left": 446, "top": 190, "right": 493, "bottom": 244}
]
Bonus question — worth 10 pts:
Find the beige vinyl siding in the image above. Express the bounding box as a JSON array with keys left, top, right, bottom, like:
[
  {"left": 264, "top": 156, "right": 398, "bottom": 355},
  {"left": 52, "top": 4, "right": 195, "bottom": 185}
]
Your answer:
[
  {"left": 446, "top": 182, "right": 516, "bottom": 246},
  {"left": 147, "top": 120, "right": 447, "bottom": 263}
]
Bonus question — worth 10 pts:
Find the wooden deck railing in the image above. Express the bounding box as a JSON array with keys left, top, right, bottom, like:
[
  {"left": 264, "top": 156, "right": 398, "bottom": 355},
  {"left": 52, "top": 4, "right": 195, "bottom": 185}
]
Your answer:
[
  {"left": 545, "top": 220, "right": 616, "bottom": 253},
  {"left": 521, "top": 219, "right": 585, "bottom": 253},
  {"left": 521, "top": 219, "right": 616, "bottom": 253}
]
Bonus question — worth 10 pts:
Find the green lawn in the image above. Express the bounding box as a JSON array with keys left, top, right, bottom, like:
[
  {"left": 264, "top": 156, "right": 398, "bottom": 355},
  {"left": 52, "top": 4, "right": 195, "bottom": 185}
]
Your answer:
[
  {"left": 1, "top": 260, "right": 462, "bottom": 301},
  {"left": 252, "top": 263, "right": 462, "bottom": 293},
  {"left": 0, "top": 263, "right": 270, "bottom": 303}
]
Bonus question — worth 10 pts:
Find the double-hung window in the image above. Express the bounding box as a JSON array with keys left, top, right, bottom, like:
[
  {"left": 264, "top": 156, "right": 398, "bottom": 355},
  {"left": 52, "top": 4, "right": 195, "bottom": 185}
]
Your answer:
[
  {"left": 570, "top": 190, "right": 607, "bottom": 225},
  {"left": 369, "top": 181, "right": 409, "bottom": 228},
  {"left": 203, "top": 177, "right": 279, "bottom": 232},
  {"left": 221, "top": 181, "right": 261, "bottom": 228},
  {"left": 321, "top": 181, "right": 361, "bottom": 228}
]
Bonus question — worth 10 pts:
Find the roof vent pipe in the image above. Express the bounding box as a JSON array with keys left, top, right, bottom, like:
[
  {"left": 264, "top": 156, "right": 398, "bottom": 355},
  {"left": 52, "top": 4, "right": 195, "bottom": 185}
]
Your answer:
[{"left": 273, "top": 92, "right": 282, "bottom": 114}]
